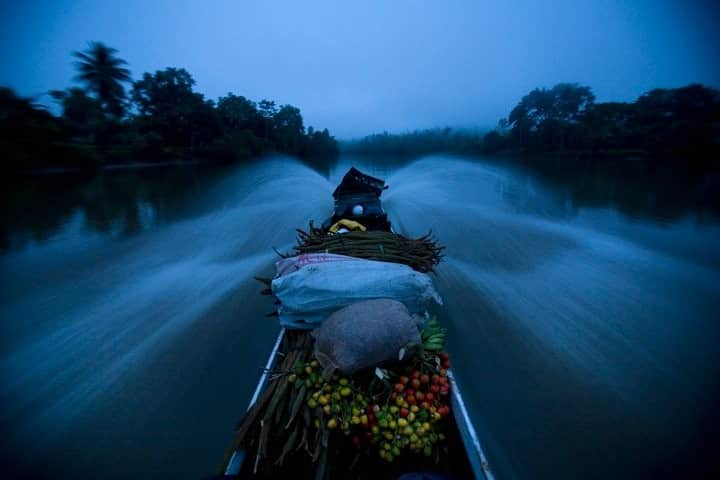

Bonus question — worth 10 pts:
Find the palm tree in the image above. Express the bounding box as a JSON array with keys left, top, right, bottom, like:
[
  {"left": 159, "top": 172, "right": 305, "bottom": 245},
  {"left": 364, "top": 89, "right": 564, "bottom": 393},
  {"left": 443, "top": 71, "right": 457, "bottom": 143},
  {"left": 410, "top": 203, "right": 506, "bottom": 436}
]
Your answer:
[{"left": 73, "top": 42, "right": 131, "bottom": 118}]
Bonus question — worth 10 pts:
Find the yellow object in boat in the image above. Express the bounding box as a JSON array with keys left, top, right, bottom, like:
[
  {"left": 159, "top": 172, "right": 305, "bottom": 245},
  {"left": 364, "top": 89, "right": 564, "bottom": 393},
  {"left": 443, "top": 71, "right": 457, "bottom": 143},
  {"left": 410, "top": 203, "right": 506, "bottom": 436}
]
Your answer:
[{"left": 328, "top": 219, "right": 367, "bottom": 234}]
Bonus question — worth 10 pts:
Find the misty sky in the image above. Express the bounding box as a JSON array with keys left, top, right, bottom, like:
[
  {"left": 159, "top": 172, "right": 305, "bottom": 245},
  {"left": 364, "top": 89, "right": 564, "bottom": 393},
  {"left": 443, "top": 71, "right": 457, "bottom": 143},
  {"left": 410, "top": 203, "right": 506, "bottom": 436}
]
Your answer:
[{"left": 1, "top": 0, "right": 719, "bottom": 138}]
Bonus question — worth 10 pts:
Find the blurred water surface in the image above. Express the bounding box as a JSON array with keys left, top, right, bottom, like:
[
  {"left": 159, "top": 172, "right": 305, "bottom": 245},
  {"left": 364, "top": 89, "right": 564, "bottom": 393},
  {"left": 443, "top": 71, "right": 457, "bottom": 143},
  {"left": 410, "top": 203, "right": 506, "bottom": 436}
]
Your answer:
[{"left": 1, "top": 155, "right": 719, "bottom": 479}]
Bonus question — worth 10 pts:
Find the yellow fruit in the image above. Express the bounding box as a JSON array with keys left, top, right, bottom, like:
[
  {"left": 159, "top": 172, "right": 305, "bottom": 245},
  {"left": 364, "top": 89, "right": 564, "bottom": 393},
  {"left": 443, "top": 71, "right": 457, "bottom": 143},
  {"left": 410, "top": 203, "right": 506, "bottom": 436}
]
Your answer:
[
  {"left": 384, "top": 431, "right": 394, "bottom": 440},
  {"left": 339, "top": 378, "right": 349, "bottom": 386},
  {"left": 340, "top": 387, "right": 351, "bottom": 397},
  {"left": 351, "top": 416, "right": 360, "bottom": 425},
  {"left": 398, "top": 418, "right": 408, "bottom": 427},
  {"left": 388, "top": 420, "right": 397, "bottom": 429},
  {"left": 410, "top": 405, "right": 419, "bottom": 413},
  {"left": 310, "top": 360, "right": 319, "bottom": 368},
  {"left": 307, "top": 398, "right": 317, "bottom": 408},
  {"left": 352, "top": 407, "right": 360, "bottom": 416},
  {"left": 305, "top": 366, "right": 313, "bottom": 374},
  {"left": 422, "top": 422, "right": 431, "bottom": 431},
  {"left": 407, "top": 412, "right": 416, "bottom": 422},
  {"left": 327, "top": 418, "right": 338, "bottom": 429},
  {"left": 389, "top": 406, "right": 399, "bottom": 414},
  {"left": 323, "top": 405, "right": 332, "bottom": 415},
  {"left": 372, "top": 425, "right": 380, "bottom": 434},
  {"left": 318, "top": 395, "right": 329, "bottom": 405}
]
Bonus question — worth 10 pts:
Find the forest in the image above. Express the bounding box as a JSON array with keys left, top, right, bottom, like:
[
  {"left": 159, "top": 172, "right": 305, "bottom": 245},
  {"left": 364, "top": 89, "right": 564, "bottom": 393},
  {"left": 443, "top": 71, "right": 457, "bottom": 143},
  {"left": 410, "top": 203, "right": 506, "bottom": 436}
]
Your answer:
[
  {"left": 3, "top": 42, "right": 719, "bottom": 176},
  {"left": 346, "top": 83, "right": 720, "bottom": 173},
  {"left": 1, "top": 42, "right": 339, "bottom": 173}
]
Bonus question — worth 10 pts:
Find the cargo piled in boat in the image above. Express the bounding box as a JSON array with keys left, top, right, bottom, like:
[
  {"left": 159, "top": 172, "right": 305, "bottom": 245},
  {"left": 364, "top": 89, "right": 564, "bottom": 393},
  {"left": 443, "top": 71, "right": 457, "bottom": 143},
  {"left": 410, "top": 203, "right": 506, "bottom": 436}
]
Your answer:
[{"left": 217, "top": 168, "right": 493, "bottom": 480}]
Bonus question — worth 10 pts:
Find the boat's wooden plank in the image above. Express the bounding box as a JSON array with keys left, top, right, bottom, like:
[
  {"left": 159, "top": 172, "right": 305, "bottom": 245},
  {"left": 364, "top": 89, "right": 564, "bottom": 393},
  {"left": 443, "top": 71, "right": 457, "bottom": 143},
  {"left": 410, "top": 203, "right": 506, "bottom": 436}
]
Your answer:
[{"left": 449, "top": 370, "right": 495, "bottom": 480}]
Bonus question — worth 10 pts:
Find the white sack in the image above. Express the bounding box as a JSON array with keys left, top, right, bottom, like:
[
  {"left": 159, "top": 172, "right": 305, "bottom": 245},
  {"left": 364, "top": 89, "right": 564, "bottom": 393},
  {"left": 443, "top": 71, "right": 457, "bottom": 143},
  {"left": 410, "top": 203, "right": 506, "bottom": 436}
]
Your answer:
[{"left": 271, "top": 255, "right": 442, "bottom": 329}]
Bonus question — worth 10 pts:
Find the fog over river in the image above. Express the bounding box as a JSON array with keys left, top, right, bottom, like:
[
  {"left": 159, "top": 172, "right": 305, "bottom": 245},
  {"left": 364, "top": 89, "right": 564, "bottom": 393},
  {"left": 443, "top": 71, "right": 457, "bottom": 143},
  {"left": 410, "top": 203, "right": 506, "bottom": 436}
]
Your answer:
[{"left": 2, "top": 155, "right": 719, "bottom": 479}]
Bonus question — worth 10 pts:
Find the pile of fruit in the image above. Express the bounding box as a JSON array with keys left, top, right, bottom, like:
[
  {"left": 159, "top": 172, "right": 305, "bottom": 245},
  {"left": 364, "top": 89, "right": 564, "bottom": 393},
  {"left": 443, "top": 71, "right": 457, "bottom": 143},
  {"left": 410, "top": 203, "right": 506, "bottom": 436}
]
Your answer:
[
  {"left": 227, "top": 319, "right": 454, "bottom": 475},
  {"left": 283, "top": 317, "right": 453, "bottom": 463}
]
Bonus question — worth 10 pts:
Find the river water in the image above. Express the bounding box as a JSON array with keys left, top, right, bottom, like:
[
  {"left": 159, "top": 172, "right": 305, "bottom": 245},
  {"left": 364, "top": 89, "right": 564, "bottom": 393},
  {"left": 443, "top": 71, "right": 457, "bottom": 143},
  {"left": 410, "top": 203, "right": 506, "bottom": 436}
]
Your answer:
[{"left": 1, "top": 155, "right": 719, "bottom": 479}]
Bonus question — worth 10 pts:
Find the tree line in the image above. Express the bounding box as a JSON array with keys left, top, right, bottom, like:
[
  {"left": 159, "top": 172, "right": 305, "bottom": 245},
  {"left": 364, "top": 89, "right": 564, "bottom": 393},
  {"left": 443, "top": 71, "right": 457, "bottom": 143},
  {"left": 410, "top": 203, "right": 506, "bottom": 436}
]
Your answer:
[
  {"left": 345, "top": 82, "right": 720, "bottom": 172},
  {"left": 1, "top": 42, "right": 338, "bottom": 173}
]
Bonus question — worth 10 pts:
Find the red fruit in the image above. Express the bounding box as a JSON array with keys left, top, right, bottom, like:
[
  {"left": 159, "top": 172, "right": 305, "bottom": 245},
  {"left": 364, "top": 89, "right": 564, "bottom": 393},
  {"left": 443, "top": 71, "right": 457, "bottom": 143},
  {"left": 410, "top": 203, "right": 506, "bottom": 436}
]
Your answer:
[
  {"left": 425, "top": 392, "right": 435, "bottom": 402},
  {"left": 352, "top": 435, "right": 361, "bottom": 448},
  {"left": 439, "top": 368, "right": 448, "bottom": 377},
  {"left": 411, "top": 378, "right": 421, "bottom": 389},
  {"left": 399, "top": 375, "right": 409, "bottom": 385},
  {"left": 407, "top": 395, "right": 417, "bottom": 405},
  {"left": 440, "top": 384, "right": 449, "bottom": 395},
  {"left": 439, "top": 352, "right": 449, "bottom": 361},
  {"left": 394, "top": 383, "right": 405, "bottom": 393},
  {"left": 442, "top": 359, "right": 451, "bottom": 369},
  {"left": 431, "top": 374, "right": 440, "bottom": 384},
  {"left": 399, "top": 408, "right": 409, "bottom": 418},
  {"left": 406, "top": 388, "right": 415, "bottom": 396},
  {"left": 411, "top": 370, "right": 420, "bottom": 379},
  {"left": 430, "top": 385, "right": 440, "bottom": 393},
  {"left": 420, "top": 374, "right": 430, "bottom": 384},
  {"left": 415, "top": 391, "right": 425, "bottom": 401},
  {"left": 391, "top": 392, "right": 397, "bottom": 400},
  {"left": 421, "top": 401, "right": 431, "bottom": 410}
]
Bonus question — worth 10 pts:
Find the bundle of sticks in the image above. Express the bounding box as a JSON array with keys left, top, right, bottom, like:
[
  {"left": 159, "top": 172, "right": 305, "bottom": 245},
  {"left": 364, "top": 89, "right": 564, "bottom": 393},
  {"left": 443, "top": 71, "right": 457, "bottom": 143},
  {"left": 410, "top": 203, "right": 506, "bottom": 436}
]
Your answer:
[
  {"left": 223, "top": 331, "right": 329, "bottom": 477},
  {"left": 290, "top": 223, "right": 444, "bottom": 273}
]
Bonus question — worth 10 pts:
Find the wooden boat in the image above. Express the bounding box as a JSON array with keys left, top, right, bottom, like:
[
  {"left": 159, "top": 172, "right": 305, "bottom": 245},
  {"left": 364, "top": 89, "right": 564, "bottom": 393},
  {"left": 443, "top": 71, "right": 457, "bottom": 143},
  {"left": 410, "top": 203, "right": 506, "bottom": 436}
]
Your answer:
[{"left": 218, "top": 168, "right": 495, "bottom": 480}]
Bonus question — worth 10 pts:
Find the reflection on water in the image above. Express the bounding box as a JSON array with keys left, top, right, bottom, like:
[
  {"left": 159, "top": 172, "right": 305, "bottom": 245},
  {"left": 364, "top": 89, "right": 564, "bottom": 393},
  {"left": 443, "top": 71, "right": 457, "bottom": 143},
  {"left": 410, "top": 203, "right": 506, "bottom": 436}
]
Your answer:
[
  {"left": 1, "top": 166, "right": 235, "bottom": 251},
  {"left": 1, "top": 154, "right": 720, "bottom": 479},
  {"left": 4, "top": 154, "right": 717, "bottom": 254}
]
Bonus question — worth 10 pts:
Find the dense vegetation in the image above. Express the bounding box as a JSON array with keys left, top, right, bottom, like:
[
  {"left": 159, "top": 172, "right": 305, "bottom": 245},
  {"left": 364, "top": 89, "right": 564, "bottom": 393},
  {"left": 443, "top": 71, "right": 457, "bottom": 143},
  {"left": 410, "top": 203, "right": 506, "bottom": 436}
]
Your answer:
[
  {"left": 1, "top": 42, "right": 338, "bottom": 173},
  {"left": 3, "top": 41, "right": 718, "bottom": 177},
  {"left": 345, "top": 83, "right": 720, "bottom": 172}
]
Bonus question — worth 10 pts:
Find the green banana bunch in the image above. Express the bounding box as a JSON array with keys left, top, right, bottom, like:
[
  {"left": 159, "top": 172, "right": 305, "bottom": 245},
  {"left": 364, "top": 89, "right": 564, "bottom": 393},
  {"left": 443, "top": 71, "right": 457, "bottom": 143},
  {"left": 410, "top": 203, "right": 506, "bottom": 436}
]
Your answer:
[{"left": 421, "top": 317, "right": 446, "bottom": 351}]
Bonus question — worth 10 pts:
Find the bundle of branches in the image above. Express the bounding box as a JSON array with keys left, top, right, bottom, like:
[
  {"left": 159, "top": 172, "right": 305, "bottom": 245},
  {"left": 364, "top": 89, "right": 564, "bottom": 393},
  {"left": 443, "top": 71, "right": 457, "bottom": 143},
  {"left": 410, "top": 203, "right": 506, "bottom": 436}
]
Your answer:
[
  {"left": 291, "top": 223, "right": 444, "bottom": 273},
  {"left": 222, "top": 331, "right": 334, "bottom": 478}
]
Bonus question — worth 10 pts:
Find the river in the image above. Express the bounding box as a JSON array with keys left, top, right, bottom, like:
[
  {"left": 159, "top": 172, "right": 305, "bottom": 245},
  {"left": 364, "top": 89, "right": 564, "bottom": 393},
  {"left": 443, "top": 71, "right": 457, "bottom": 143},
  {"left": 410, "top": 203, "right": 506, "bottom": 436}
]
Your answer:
[{"left": 1, "top": 155, "right": 719, "bottom": 479}]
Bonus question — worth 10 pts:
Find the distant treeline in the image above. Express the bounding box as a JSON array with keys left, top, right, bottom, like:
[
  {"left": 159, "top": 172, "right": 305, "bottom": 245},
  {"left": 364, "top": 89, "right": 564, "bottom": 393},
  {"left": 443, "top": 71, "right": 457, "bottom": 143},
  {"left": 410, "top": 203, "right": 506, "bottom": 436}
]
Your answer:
[
  {"left": 345, "top": 83, "right": 720, "bottom": 172},
  {"left": 1, "top": 42, "right": 338, "bottom": 173}
]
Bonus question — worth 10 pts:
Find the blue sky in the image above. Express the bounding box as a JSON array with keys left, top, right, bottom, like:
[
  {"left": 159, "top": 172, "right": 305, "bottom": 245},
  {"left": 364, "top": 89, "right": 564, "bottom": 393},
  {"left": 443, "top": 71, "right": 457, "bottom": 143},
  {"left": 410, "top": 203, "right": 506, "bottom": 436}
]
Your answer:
[{"left": 1, "top": 0, "right": 718, "bottom": 138}]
